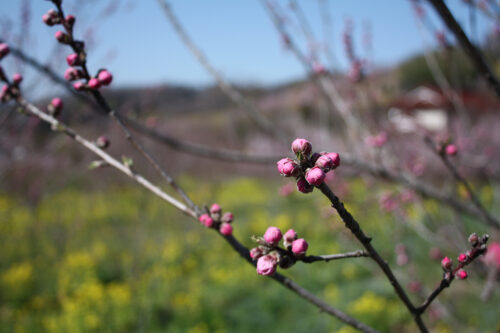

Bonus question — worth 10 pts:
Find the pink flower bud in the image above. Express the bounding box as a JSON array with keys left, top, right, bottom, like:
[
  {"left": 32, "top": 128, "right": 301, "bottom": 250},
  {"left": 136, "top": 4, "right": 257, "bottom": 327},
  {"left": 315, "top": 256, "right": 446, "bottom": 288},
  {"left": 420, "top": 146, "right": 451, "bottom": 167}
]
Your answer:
[
  {"left": 291, "top": 138, "right": 312, "bottom": 156},
  {"left": 468, "top": 233, "right": 478, "bottom": 246},
  {"left": 256, "top": 254, "right": 277, "bottom": 276},
  {"left": 221, "top": 212, "right": 233, "bottom": 223},
  {"left": 315, "top": 155, "right": 334, "bottom": 170},
  {"left": 73, "top": 81, "right": 85, "bottom": 91},
  {"left": 441, "top": 257, "right": 452, "bottom": 270},
  {"left": 456, "top": 269, "right": 468, "bottom": 280},
  {"left": 65, "top": 15, "right": 75, "bottom": 27},
  {"left": 96, "top": 136, "right": 110, "bottom": 149},
  {"left": 88, "top": 78, "right": 101, "bottom": 89},
  {"left": 98, "top": 70, "right": 113, "bottom": 86},
  {"left": 283, "top": 229, "right": 297, "bottom": 247},
  {"left": 210, "top": 203, "right": 221, "bottom": 215},
  {"left": 277, "top": 158, "right": 299, "bottom": 177},
  {"left": 482, "top": 242, "right": 500, "bottom": 269},
  {"left": 291, "top": 238, "right": 308, "bottom": 256},
  {"left": 305, "top": 167, "right": 326, "bottom": 186},
  {"left": 66, "top": 53, "right": 80, "bottom": 66},
  {"left": 198, "top": 213, "right": 210, "bottom": 224},
  {"left": 51, "top": 97, "right": 63, "bottom": 111},
  {"left": 325, "top": 152, "right": 340, "bottom": 168},
  {"left": 12, "top": 73, "right": 22, "bottom": 84},
  {"left": 203, "top": 216, "right": 214, "bottom": 228},
  {"left": 64, "top": 67, "right": 83, "bottom": 81},
  {"left": 0, "top": 43, "right": 10, "bottom": 59},
  {"left": 42, "top": 14, "right": 52, "bottom": 25},
  {"left": 55, "top": 31, "right": 68, "bottom": 43},
  {"left": 263, "top": 226, "right": 282, "bottom": 245},
  {"left": 47, "top": 9, "right": 58, "bottom": 18},
  {"left": 445, "top": 144, "right": 457, "bottom": 156},
  {"left": 458, "top": 253, "right": 467, "bottom": 263},
  {"left": 296, "top": 177, "right": 314, "bottom": 193},
  {"left": 250, "top": 247, "right": 263, "bottom": 260},
  {"left": 219, "top": 222, "right": 233, "bottom": 236}
]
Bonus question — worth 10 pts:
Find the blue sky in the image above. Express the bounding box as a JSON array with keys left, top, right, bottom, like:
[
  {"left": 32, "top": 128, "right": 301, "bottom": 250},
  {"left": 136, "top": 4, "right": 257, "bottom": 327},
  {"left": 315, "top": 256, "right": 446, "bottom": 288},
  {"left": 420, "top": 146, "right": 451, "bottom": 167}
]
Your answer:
[{"left": 0, "top": 0, "right": 495, "bottom": 91}]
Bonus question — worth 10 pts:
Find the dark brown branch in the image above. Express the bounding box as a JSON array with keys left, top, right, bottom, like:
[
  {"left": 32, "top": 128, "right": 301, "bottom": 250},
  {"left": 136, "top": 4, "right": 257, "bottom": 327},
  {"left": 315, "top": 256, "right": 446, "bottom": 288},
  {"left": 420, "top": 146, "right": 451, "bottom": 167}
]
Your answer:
[
  {"left": 427, "top": 0, "right": 500, "bottom": 97},
  {"left": 317, "top": 183, "right": 428, "bottom": 333}
]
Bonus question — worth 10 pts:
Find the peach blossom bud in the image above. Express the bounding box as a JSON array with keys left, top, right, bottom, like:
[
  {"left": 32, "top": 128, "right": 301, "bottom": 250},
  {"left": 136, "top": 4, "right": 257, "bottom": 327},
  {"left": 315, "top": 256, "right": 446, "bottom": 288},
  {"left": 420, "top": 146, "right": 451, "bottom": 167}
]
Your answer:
[
  {"left": 315, "top": 155, "right": 334, "bottom": 170},
  {"left": 42, "top": 14, "right": 52, "bottom": 25},
  {"left": 64, "top": 67, "right": 83, "bottom": 81},
  {"left": 73, "top": 81, "right": 85, "bottom": 91},
  {"left": 0, "top": 43, "right": 10, "bottom": 59},
  {"left": 12, "top": 73, "right": 22, "bottom": 84},
  {"left": 263, "top": 226, "right": 282, "bottom": 245},
  {"left": 445, "top": 144, "right": 457, "bottom": 156},
  {"left": 65, "top": 15, "right": 75, "bottom": 27},
  {"left": 55, "top": 31, "right": 69, "bottom": 43},
  {"left": 297, "top": 177, "right": 314, "bottom": 193},
  {"left": 198, "top": 213, "right": 210, "bottom": 224},
  {"left": 458, "top": 253, "right": 467, "bottom": 263},
  {"left": 98, "top": 70, "right": 113, "bottom": 85},
  {"left": 256, "top": 254, "right": 277, "bottom": 276},
  {"left": 310, "top": 152, "right": 321, "bottom": 164},
  {"left": 456, "top": 269, "right": 468, "bottom": 280},
  {"left": 441, "top": 257, "right": 452, "bottom": 270},
  {"left": 88, "top": 78, "right": 101, "bottom": 89},
  {"left": 66, "top": 53, "right": 80, "bottom": 66},
  {"left": 250, "top": 247, "right": 263, "bottom": 260},
  {"left": 291, "top": 238, "right": 308, "bottom": 256},
  {"left": 51, "top": 97, "right": 63, "bottom": 111},
  {"left": 96, "top": 136, "right": 110, "bottom": 149},
  {"left": 210, "top": 203, "right": 221, "bottom": 215},
  {"left": 203, "top": 216, "right": 214, "bottom": 228},
  {"left": 325, "top": 152, "right": 340, "bottom": 168},
  {"left": 221, "top": 212, "right": 233, "bottom": 223},
  {"left": 283, "top": 229, "right": 297, "bottom": 247},
  {"left": 291, "top": 138, "right": 312, "bottom": 156},
  {"left": 305, "top": 167, "right": 326, "bottom": 186},
  {"left": 468, "top": 233, "right": 479, "bottom": 246},
  {"left": 219, "top": 222, "right": 232, "bottom": 235},
  {"left": 277, "top": 158, "right": 299, "bottom": 177}
]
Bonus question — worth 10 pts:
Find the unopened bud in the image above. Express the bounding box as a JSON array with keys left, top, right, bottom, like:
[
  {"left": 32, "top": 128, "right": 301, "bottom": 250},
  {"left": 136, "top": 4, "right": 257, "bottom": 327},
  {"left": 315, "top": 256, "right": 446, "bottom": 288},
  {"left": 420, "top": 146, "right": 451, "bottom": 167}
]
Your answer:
[
  {"left": 73, "top": 81, "right": 85, "bottom": 91},
  {"left": 97, "top": 70, "right": 113, "bottom": 86},
  {"left": 66, "top": 53, "right": 81, "bottom": 66},
  {"left": 55, "top": 30, "right": 70, "bottom": 43},
  {"left": 95, "top": 136, "right": 110, "bottom": 149},
  {"left": 283, "top": 229, "right": 298, "bottom": 248},
  {"left": 441, "top": 257, "right": 452, "bottom": 270},
  {"left": 458, "top": 253, "right": 468, "bottom": 263},
  {"left": 88, "top": 78, "right": 101, "bottom": 89},
  {"left": 221, "top": 212, "right": 233, "bottom": 223},
  {"left": 263, "top": 226, "right": 282, "bottom": 245},
  {"left": 291, "top": 138, "right": 312, "bottom": 156},
  {"left": 219, "top": 222, "right": 233, "bottom": 236},
  {"left": 256, "top": 254, "right": 277, "bottom": 276},
  {"left": 12, "top": 73, "right": 23, "bottom": 85},
  {"left": 456, "top": 269, "right": 468, "bottom": 280},
  {"left": 468, "top": 233, "right": 479, "bottom": 246},
  {"left": 277, "top": 158, "right": 299, "bottom": 177},
  {"left": 296, "top": 177, "right": 314, "bottom": 194},
  {"left": 250, "top": 247, "right": 264, "bottom": 260},
  {"left": 291, "top": 238, "right": 308, "bottom": 256},
  {"left": 305, "top": 167, "right": 326, "bottom": 186},
  {"left": 445, "top": 144, "right": 458, "bottom": 156},
  {"left": 0, "top": 43, "right": 10, "bottom": 59}
]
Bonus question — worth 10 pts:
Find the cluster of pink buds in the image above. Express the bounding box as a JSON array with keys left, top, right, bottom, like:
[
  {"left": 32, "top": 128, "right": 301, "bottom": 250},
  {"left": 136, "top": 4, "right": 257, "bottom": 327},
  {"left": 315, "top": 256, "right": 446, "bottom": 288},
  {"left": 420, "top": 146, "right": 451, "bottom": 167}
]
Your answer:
[
  {"left": 440, "top": 233, "right": 489, "bottom": 281},
  {"left": 43, "top": 4, "right": 113, "bottom": 91},
  {"left": 198, "top": 203, "right": 234, "bottom": 236},
  {"left": 277, "top": 138, "right": 340, "bottom": 194},
  {"left": 251, "top": 227, "right": 309, "bottom": 276}
]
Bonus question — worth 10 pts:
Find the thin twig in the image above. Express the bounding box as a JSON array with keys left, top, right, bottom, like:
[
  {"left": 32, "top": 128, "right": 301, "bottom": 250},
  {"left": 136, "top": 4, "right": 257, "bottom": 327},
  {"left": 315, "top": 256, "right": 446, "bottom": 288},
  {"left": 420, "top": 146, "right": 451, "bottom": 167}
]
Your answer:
[
  {"left": 301, "top": 250, "right": 370, "bottom": 263},
  {"left": 426, "top": 0, "right": 500, "bottom": 97},
  {"left": 317, "top": 182, "right": 428, "bottom": 333},
  {"left": 424, "top": 137, "right": 499, "bottom": 229}
]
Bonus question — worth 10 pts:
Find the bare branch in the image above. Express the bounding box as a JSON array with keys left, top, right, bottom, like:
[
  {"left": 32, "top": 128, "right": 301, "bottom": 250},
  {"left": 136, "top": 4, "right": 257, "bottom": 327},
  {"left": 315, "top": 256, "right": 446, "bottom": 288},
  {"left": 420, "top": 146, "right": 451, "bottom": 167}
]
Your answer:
[
  {"left": 301, "top": 250, "right": 370, "bottom": 263},
  {"left": 427, "top": 0, "right": 500, "bottom": 97}
]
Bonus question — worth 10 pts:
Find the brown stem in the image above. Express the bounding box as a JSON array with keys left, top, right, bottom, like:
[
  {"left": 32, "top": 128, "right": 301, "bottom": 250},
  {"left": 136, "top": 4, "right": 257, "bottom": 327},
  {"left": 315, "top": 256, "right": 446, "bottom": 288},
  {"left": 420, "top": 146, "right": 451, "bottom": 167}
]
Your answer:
[
  {"left": 301, "top": 250, "right": 370, "bottom": 263},
  {"left": 426, "top": 0, "right": 500, "bottom": 97},
  {"left": 317, "top": 183, "right": 428, "bottom": 333}
]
